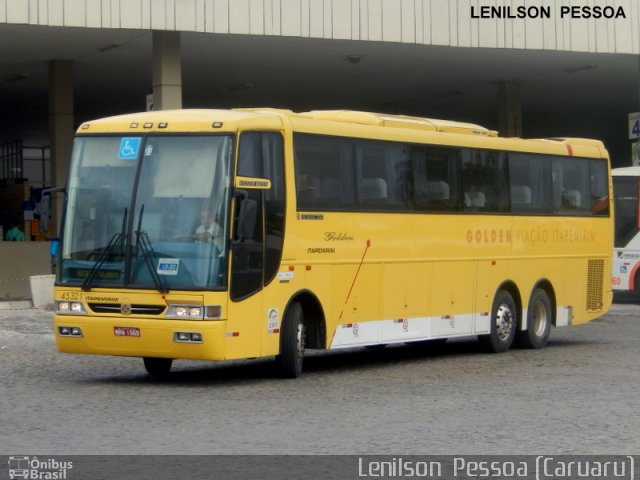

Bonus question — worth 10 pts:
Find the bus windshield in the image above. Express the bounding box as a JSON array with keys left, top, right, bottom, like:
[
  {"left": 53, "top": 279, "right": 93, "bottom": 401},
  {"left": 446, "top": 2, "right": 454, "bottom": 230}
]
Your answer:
[
  {"left": 613, "top": 176, "right": 639, "bottom": 248},
  {"left": 60, "top": 134, "right": 233, "bottom": 290}
]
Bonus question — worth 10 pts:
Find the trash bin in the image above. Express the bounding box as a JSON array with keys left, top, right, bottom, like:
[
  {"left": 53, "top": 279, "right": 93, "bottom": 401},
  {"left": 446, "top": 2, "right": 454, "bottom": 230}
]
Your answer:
[{"left": 30, "top": 274, "right": 55, "bottom": 308}]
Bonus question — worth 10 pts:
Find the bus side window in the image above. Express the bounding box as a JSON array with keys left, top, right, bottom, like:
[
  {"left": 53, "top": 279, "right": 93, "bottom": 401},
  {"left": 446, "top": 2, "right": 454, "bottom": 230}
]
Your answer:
[
  {"left": 319, "top": 177, "right": 340, "bottom": 203},
  {"left": 461, "top": 149, "right": 508, "bottom": 213},
  {"left": 553, "top": 157, "right": 591, "bottom": 215},
  {"left": 508, "top": 153, "right": 553, "bottom": 214},
  {"left": 294, "top": 134, "right": 355, "bottom": 210},
  {"left": 410, "top": 146, "right": 460, "bottom": 211},
  {"left": 590, "top": 159, "right": 609, "bottom": 216},
  {"left": 360, "top": 177, "right": 388, "bottom": 201},
  {"left": 355, "top": 141, "right": 407, "bottom": 209}
]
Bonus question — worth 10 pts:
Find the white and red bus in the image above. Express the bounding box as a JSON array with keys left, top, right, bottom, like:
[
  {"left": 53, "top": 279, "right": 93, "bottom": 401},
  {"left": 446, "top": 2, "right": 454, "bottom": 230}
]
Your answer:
[{"left": 612, "top": 166, "right": 640, "bottom": 293}]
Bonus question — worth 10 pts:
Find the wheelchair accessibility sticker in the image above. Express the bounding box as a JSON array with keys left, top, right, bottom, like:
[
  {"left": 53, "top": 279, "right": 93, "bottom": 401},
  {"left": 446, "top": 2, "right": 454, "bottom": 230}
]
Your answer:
[{"left": 118, "top": 137, "right": 141, "bottom": 160}]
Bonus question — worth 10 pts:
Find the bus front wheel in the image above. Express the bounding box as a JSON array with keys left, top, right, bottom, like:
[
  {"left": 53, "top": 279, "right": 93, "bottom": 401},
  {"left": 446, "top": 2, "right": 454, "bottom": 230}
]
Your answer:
[
  {"left": 143, "top": 357, "right": 173, "bottom": 377},
  {"left": 275, "top": 302, "right": 305, "bottom": 378},
  {"left": 480, "top": 290, "right": 517, "bottom": 353},
  {"left": 516, "top": 288, "right": 552, "bottom": 349}
]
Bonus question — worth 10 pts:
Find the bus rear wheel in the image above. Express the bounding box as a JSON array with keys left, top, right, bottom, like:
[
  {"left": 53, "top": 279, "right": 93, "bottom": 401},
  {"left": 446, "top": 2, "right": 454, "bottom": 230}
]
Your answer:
[
  {"left": 516, "top": 288, "right": 552, "bottom": 349},
  {"left": 480, "top": 290, "right": 517, "bottom": 353},
  {"left": 143, "top": 357, "right": 173, "bottom": 377},
  {"left": 275, "top": 302, "right": 305, "bottom": 378}
]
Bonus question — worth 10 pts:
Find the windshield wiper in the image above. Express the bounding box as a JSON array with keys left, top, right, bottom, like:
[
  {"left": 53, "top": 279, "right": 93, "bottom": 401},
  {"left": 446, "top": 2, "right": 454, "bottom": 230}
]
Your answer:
[
  {"left": 82, "top": 208, "right": 128, "bottom": 291},
  {"left": 134, "top": 204, "right": 168, "bottom": 294}
]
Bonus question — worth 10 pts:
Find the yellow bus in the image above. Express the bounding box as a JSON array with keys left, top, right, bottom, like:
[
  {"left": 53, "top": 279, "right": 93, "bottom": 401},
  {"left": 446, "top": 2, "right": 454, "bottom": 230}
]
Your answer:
[{"left": 48, "top": 108, "right": 613, "bottom": 378}]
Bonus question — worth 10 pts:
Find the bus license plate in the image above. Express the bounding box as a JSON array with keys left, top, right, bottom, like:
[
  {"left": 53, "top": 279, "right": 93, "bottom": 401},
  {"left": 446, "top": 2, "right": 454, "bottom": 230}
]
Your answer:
[{"left": 114, "top": 326, "right": 140, "bottom": 337}]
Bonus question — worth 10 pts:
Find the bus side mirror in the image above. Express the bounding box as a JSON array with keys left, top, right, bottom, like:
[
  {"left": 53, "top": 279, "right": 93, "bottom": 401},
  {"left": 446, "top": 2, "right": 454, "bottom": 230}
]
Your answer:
[
  {"left": 39, "top": 187, "right": 66, "bottom": 238},
  {"left": 232, "top": 176, "right": 268, "bottom": 245}
]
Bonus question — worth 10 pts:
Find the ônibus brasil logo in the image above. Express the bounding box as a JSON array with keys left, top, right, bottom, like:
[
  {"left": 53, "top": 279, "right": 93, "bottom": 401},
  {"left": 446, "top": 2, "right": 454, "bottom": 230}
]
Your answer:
[{"left": 8, "top": 457, "right": 73, "bottom": 480}]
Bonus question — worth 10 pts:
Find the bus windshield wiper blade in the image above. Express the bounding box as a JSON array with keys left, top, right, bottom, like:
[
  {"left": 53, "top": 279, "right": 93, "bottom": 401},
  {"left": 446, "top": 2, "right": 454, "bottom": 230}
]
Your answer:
[
  {"left": 134, "top": 205, "right": 168, "bottom": 294},
  {"left": 81, "top": 208, "right": 128, "bottom": 291},
  {"left": 135, "top": 231, "right": 168, "bottom": 294},
  {"left": 81, "top": 234, "right": 123, "bottom": 291}
]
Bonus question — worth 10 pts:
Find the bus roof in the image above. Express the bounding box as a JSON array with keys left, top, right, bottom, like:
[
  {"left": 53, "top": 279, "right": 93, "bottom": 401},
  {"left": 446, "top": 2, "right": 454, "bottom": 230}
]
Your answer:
[
  {"left": 77, "top": 108, "right": 290, "bottom": 133},
  {"left": 298, "top": 110, "right": 498, "bottom": 137},
  {"left": 77, "top": 108, "right": 607, "bottom": 157}
]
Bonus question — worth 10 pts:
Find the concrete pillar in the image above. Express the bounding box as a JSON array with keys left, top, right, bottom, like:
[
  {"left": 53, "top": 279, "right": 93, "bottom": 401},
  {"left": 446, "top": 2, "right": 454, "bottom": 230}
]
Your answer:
[
  {"left": 48, "top": 60, "right": 74, "bottom": 232},
  {"left": 497, "top": 79, "right": 522, "bottom": 137},
  {"left": 152, "top": 31, "right": 182, "bottom": 110}
]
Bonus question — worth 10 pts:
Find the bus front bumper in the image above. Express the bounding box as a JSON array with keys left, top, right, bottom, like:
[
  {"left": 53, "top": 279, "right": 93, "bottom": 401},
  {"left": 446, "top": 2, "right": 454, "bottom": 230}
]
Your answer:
[{"left": 54, "top": 315, "right": 227, "bottom": 360}]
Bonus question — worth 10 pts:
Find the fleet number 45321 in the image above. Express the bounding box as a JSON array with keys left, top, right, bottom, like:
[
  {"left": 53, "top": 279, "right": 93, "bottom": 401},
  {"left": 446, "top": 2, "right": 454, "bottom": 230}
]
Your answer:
[{"left": 61, "top": 291, "right": 81, "bottom": 300}]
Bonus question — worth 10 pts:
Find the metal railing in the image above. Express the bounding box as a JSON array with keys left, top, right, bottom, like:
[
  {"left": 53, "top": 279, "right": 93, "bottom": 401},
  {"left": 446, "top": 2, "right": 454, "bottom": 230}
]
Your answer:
[
  {"left": 0, "top": 140, "right": 23, "bottom": 182},
  {"left": 0, "top": 141, "right": 50, "bottom": 186}
]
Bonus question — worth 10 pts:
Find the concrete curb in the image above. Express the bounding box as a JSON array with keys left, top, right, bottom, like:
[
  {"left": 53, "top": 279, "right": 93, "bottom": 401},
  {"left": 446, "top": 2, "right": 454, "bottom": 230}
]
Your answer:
[{"left": 0, "top": 300, "right": 33, "bottom": 310}]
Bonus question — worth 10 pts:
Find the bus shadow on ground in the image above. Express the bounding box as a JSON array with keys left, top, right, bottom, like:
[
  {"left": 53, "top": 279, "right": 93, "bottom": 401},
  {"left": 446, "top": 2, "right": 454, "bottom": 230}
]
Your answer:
[
  {"left": 80, "top": 339, "right": 479, "bottom": 386},
  {"left": 79, "top": 335, "right": 602, "bottom": 386}
]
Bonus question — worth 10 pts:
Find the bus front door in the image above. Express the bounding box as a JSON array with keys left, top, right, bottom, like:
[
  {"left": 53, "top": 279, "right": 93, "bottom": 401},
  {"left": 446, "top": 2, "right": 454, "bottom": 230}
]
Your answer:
[{"left": 226, "top": 189, "right": 264, "bottom": 359}]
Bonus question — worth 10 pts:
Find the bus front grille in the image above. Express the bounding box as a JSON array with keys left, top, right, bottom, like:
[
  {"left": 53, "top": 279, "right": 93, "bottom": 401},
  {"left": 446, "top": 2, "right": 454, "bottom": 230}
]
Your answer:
[
  {"left": 586, "top": 259, "right": 604, "bottom": 312},
  {"left": 88, "top": 303, "right": 166, "bottom": 315}
]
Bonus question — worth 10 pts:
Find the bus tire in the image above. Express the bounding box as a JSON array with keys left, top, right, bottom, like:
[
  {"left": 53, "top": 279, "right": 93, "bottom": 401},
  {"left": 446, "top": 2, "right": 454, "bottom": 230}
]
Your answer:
[
  {"left": 143, "top": 357, "right": 173, "bottom": 377},
  {"left": 516, "top": 288, "right": 552, "bottom": 349},
  {"left": 634, "top": 270, "right": 640, "bottom": 294},
  {"left": 275, "top": 302, "right": 305, "bottom": 378},
  {"left": 480, "top": 290, "right": 517, "bottom": 353}
]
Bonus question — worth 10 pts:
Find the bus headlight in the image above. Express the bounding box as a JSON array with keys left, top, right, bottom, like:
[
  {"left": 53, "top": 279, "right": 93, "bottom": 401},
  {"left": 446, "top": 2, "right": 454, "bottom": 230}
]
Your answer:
[
  {"left": 165, "top": 305, "right": 221, "bottom": 320},
  {"left": 56, "top": 301, "right": 87, "bottom": 315}
]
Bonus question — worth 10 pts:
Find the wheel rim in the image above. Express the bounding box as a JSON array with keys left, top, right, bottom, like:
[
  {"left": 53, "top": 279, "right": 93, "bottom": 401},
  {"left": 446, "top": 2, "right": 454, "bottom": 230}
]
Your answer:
[
  {"left": 495, "top": 303, "right": 514, "bottom": 341},
  {"left": 531, "top": 300, "right": 548, "bottom": 337}
]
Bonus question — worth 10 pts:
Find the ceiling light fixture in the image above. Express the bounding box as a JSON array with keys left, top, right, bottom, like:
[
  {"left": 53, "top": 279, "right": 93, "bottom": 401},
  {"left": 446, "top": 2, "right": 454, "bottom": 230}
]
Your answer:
[
  {"left": 98, "top": 41, "right": 123, "bottom": 53},
  {"left": 5, "top": 73, "right": 29, "bottom": 83},
  {"left": 566, "top": 64, "right": 598, "bottom": 74}
]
